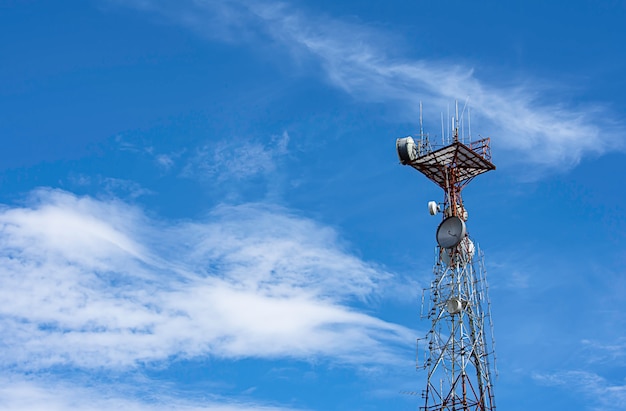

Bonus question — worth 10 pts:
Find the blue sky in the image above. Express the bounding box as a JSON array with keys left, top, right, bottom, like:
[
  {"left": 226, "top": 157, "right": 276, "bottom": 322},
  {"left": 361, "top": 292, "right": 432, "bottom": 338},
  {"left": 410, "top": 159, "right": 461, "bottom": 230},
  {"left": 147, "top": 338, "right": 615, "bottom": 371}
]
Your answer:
[{"left": 0, "top": 1, "right": 625, "bottom": 410}]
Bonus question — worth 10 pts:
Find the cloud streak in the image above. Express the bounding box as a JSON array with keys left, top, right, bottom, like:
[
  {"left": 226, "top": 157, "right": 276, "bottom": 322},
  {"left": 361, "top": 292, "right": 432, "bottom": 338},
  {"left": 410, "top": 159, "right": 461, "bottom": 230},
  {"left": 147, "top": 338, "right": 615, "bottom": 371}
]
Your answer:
[
  {"left": 534, "top": 370, "right": 626, "bottom": 411},
  {"left": 181, "top": 131, "right": 290, "bottom": 182},
  {"left": 0, "top": 375, "right": 301, "bottom": 411},
  {"left": 0, "top": 189, "right": 411, "bottom": 370},
  {"left": 114, "top": 0, "right": 623, "bottom": 170}
]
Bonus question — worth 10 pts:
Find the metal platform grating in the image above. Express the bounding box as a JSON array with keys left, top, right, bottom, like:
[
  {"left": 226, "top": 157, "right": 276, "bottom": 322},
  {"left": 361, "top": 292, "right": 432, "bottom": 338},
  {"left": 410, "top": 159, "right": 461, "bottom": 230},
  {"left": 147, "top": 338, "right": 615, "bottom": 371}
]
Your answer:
[{"left": 407, "top": 141, "right": 496, "bottom": 189}]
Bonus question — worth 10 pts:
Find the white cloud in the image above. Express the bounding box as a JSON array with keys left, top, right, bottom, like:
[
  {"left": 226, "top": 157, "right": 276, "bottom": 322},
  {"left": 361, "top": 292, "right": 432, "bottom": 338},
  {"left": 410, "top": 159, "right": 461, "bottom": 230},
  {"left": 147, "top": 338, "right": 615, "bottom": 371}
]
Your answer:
[
  {"left": 155, "top": 153, "right": 175, "bottom": 170},
  {"left": 0, "top": 376, "right": 301, "bottom": 411},
  {"left": 533, "top": 370, "right": 626, "bottom": 411},
  {"left": 181, "top": 131, "right": 290, "bottom": 182},
  {"left": 0, "top": 189, "right": 411, "bottom": 370},
  {"left": 101, "top": 177, "right": 154, "bottom": 199},
  {"left": 581, "top": 338, "right": 626, "bottom": 365},
  {"left": 114, "top": 134, "right": 183, "bottom": 172},
  {"left": 114, "top": 0, "right": 624, "bottom": 170},
  {"left": 68, "top": 174, "right": 154, "bottom": 199}
]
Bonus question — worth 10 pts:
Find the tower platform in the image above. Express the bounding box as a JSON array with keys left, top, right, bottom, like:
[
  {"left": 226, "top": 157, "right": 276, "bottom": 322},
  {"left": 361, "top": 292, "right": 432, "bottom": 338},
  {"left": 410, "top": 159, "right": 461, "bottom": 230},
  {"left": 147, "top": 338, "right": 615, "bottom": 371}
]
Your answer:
[{"left": 404, "top": 139, "right": 495, "bottom": 190}]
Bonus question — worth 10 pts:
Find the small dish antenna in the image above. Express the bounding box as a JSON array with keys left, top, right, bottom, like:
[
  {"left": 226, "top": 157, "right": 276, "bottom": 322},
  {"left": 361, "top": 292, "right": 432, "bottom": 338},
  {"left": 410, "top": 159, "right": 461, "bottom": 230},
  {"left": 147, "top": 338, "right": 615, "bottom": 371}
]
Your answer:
[{"left": 428, "top": 201, "right": 440, "bottom": 216}]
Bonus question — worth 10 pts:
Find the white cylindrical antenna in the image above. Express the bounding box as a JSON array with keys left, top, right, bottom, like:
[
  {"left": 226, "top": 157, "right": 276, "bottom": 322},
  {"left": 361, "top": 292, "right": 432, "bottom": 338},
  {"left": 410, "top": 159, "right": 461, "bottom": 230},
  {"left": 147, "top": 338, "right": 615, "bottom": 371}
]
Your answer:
[
  {"left": 441, "top": 112, "right": 445, "bottom": 146},
  {"left": 468, "top": 106, "right": 472, "bottom": 144},
  {"left": 419, "top": 101, "right": 424, "bottom": 139},
  {"left": 461, "top": 115, "right": 465, "bottom": 143},
  {"left": 451, "top": 117, "right": 455, "bottom": 144},
  {"left": 455, "top": 100, "right": 459, "bottom": 142},
  {"left": 460, "top": 97, "right": 469, "bottom": 143},
  {"left": 447, "top": 104, "right": 450, "bottom": 144}
]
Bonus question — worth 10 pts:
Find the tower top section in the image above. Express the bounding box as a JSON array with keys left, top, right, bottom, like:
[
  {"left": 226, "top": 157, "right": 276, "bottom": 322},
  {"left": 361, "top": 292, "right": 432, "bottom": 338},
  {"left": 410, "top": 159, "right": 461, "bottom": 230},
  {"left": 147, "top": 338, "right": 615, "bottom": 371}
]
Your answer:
[{"left": 395, "top": 103, "right": 495, "bottom": 219}]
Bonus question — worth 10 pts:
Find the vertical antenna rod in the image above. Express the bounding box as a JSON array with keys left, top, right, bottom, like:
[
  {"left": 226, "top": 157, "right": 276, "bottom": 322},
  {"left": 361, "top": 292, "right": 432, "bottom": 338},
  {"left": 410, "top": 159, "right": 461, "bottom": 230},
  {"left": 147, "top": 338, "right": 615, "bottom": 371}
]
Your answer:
[{"left": 419, "top": 101, "right": 424, "bottom": 139}]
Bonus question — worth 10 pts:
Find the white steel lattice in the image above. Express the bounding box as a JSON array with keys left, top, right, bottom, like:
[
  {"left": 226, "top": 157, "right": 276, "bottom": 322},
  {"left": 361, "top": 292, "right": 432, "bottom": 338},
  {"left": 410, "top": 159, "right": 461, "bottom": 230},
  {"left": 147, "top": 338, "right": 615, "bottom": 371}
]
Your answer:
[{"left": 418, "top": 241, "right": 496, "bottom": 411}]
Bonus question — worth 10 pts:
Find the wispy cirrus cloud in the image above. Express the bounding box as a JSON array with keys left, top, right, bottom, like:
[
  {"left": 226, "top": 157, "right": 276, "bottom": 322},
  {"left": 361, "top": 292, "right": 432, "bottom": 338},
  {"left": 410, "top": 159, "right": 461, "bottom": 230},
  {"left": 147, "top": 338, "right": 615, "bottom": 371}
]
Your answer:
[
  {"left": 112, "top": 0, "right": 623, "bottom": 170},
  {"left": 69, "top": 174, "right": 155, "bottom": 199},
  {"left": 581, "top": 338, "right": 626, "bottom": 366},
  {"left": 534, "top": 370, "right": 626, "bottom": 411},
  {"left": 0, "top": 375, "right": 302, "bottom": 411},
  {"left": 0, "top": 188, "right": 410, "bottom": 370},
  {"left": 181, "top": 131, "right": 290, "bottom": 182}
]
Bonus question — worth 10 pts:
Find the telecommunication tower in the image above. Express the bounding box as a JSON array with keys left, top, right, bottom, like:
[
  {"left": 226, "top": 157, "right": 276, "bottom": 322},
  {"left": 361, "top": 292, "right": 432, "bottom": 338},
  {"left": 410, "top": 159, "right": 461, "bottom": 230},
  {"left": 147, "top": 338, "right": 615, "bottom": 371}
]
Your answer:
[{"left": 396, "top": 103, "right": 497, "bottom": 410}]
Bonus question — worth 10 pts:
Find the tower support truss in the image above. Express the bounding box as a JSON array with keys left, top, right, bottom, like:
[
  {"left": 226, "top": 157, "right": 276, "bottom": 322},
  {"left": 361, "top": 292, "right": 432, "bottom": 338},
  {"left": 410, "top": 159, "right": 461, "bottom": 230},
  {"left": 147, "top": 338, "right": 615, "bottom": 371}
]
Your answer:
[{"left": 419, "top": 244, "right": 496, "bottom": 411}]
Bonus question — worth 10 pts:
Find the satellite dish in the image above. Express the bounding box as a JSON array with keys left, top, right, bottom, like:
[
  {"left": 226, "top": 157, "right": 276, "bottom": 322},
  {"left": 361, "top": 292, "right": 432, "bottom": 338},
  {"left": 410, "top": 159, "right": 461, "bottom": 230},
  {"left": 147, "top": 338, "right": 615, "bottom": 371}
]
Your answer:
[
  {"left": 436, "top": 216, "right": 466, "bottom": 248},
  {"left": 428, "top": 201, "right": 439, "bottom": 216},
  {"left": 396, "top": 137, "right": 417, "bottom": 164}
]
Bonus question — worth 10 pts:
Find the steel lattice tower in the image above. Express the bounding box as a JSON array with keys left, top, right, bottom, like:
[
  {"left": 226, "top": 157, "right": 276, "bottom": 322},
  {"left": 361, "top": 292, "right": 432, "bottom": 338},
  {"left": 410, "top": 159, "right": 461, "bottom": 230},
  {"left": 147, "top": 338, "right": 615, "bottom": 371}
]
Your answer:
[{"left": 396, "top": 107, "right": 497, "bottom": 411}]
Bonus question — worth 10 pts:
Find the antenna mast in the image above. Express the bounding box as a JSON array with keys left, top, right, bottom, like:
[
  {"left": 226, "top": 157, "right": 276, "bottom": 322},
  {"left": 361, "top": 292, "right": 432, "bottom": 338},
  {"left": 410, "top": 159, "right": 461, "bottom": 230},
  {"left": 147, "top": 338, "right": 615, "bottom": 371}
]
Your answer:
[{"left": 395, "top": 105, "right": 497, "bottom": 411}]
